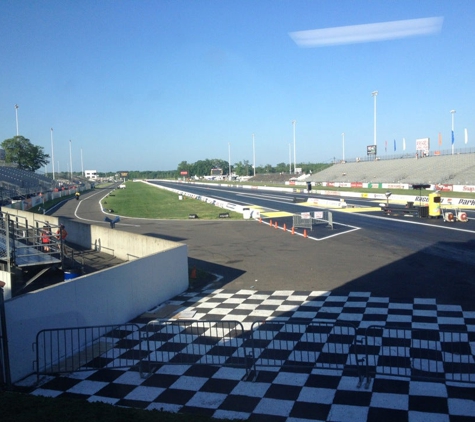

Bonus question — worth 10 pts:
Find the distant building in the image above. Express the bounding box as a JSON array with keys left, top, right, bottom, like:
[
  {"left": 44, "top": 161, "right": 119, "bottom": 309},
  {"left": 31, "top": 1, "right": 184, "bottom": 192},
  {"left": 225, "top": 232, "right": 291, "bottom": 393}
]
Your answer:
[{"left": 85, "top": 170, "right": 98, "bottom": 180}]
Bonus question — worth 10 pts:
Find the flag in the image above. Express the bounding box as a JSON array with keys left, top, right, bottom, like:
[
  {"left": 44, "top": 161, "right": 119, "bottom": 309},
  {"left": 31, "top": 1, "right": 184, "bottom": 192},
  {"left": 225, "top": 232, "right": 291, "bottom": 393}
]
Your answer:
[
  {"left": 438, "top": 132, "right": 442, "bottom": 146},
  {"left": 393, "top": 139, "right": 396, "bottom": 151},
  {"left": 465, "top": 128, "right": 468, "bottom": 144},
  {"left": 451, "top": 130, "right": 454, "bottom": 145},
  {"left": 403, "top": 138, "right": 406, "bottom": 150},
  {"left": 385, "top": 140, "right": 387, "bottom": 152}
]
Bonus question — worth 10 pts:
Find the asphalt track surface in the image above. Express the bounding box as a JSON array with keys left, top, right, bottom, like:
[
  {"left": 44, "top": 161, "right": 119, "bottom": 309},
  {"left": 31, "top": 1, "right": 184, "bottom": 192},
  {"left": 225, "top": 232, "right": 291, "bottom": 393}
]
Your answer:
[{"left": 51, "top": 182, "right": 475, "bottom": 311}]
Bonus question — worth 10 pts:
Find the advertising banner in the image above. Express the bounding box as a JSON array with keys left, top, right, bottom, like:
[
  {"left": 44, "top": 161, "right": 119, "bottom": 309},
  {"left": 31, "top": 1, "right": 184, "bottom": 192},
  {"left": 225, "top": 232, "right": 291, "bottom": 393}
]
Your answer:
[{"left": 416, "top": 138, "right": 430, "bottom": 151}]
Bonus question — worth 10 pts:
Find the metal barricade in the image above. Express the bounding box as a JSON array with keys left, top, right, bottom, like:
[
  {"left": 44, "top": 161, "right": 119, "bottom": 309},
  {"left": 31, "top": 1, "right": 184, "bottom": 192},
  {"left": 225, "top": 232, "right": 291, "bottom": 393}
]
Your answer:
[
  {"left": 140, "top": 319, "right": 249, "bottom": 378},
  {"left": 34, "top": 323, "right": 141, "bottom": 382},
  {"left": 249, "top": 320, "right": 363, "bottom": 383},
  {"left": 365, "top": 325, "right": 475, "bottom": 385},
  {"left": 292, "top": 211, "right": 333, "bottom": 231}
]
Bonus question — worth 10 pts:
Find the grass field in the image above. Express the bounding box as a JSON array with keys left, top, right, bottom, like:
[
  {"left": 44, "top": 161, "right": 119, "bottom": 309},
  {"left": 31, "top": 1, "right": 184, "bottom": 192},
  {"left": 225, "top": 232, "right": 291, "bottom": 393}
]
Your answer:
[{"left": 101, "top": 181, "right": 242, "bottom": 219}]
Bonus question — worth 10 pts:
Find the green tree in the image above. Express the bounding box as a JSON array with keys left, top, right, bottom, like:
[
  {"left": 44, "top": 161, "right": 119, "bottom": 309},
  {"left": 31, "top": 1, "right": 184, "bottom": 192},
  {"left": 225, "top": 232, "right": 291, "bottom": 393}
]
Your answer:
[
  {"left": 177, "top": 160, "right": 190, "bottom": 176},
  {"left": 1, "top": 136, "right": 49, "bottom": 171},
  {"left": 275, "top": 162, "right": 289, "bottom": 173}
]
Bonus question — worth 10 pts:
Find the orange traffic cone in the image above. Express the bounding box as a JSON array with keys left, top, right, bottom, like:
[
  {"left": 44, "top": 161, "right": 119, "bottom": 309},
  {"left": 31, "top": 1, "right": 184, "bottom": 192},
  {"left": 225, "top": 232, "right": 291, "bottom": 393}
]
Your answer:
[
  {"left": 274, "top": 221, "right": 278, "bottom": 229},
  {"left": 283, "top": 223, "right": 287, "bottom": 231},
  {"left": 291, "top": 226, "right": 295, "bottom": 235},
  {"left": 304, "top": 229, "right": 308, "bottom": 238},
  {"left": 269, "top": 219, "right": 273, "bottom": 227}
]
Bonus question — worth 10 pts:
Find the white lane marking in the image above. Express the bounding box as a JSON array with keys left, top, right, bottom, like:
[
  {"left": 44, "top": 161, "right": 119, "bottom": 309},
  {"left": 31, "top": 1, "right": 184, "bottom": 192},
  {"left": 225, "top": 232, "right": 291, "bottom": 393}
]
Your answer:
[
  {"left": 73, "top": 189, "right": 140, "bottom": 227},
  {"left": 148, "top": 183, "right": 475, "bottom": 234},
  {"left": 261, "top": 220, "right": 361, "bottom": 241},
  {"left": 349, "top": 210, "right": 475, "bottom": 234}
]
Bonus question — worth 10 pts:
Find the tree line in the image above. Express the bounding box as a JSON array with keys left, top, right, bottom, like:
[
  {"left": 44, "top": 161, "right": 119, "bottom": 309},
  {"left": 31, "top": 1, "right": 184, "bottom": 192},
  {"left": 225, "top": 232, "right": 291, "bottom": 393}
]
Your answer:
[
  {"left": 0, "top": 136, "right": 330, "bottom": 180},
  {"left": 176, "top": 158, "right": 331, "bottom": 178},
  {"left": 1, "top": 136, "right": 49, "bottom": 172}
]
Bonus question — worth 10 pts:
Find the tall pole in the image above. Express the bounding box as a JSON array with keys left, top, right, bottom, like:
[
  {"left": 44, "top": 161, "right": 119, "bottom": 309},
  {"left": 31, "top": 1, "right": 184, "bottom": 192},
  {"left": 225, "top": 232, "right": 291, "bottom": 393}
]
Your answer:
[
  {"left": 252, "top": 134, "right": 256, "bottom": 176},
  {"left": 451, "top": 109, "right": 456, "bottom": 155},
  {"left": 372, "top": 91, "right": 378, "bottom": 146},
  {"left": 69, "top": 140, "right": 73, "bottom": 180},
  {"left": 80, "top": 148, "right": 84, "bottom": 176},
  {"left": 14, "top": 104, "right": 19, "bottom": 136},
  {"left": 228, "top": 142, "right": 231, "bottom": 179},
  {"left": 50, "top": 128, "right": 55, "bottom": 180},
  {"left": 292, "top": 120, "right": 296, "bottom": 173},
  {"left": 289, "top": 143, "right": 291, "bottom": 173},
  {"left": 342, "top": 132, "right": 345, "bottom": 162}
]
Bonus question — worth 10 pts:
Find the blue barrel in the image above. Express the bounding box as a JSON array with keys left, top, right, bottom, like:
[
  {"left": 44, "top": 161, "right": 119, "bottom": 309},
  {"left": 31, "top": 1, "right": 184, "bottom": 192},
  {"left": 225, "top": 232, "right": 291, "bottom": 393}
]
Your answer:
[{"left": 64, "top": 270, "right": 81, "bottom": 281}]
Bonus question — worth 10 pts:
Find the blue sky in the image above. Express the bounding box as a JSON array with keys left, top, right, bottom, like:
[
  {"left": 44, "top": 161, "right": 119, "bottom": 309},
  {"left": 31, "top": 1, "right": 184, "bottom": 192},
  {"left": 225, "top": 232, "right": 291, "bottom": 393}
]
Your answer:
[{"left": 0, "top": 0, "right": 474, "bottom": 173}]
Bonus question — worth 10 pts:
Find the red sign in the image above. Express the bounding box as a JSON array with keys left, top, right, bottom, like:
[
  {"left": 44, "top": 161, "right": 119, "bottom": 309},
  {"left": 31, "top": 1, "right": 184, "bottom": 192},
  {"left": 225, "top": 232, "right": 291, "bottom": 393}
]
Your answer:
[{"left": 180, "top": 171, "right": 188, "bottom": 175}]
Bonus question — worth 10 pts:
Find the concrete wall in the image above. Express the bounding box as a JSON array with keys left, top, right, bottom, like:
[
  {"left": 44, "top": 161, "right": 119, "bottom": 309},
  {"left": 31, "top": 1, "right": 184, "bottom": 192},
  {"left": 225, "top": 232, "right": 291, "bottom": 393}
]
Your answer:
[{"left": 1, "top": 207, "right": 189, "bottom": 384}]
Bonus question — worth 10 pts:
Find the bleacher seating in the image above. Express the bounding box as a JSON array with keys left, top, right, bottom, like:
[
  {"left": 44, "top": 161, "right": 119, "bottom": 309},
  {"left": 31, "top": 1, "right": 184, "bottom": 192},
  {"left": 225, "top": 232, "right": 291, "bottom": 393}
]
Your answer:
[
  {"left": 305, "top": 153, "right": 475, "bottom": 185},
  {"left": 0, "top": 165, "right": 56, "bottom": 201},
  {"left": 247, "top": 152, "right": 475, "bottom": 186}
]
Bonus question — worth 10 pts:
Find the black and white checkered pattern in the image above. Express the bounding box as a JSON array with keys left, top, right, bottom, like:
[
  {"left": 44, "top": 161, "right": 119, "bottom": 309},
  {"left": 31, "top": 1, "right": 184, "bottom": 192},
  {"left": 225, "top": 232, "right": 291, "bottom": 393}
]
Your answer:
[{"left": 32, "top": 289, "right": 475, "bottom": 421}]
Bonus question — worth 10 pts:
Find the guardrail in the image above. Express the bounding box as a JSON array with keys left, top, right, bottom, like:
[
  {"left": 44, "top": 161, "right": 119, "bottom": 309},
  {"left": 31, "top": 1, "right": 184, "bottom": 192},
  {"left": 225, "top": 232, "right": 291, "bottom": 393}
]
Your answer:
[
  {"left": 33, "top": 320, "right": 475, "bottom": 388},
  {"left": 364, "top": 325, "right": 475, "bottom": 387},
  {"left": 140, "top": 319, "right": 250, "bottom": 378},
  {"left": 34, "top": 323, "right": 141, "bottom": 382},
  {"left": 249, "top": 320, "right": 363, "bottom": 383}
]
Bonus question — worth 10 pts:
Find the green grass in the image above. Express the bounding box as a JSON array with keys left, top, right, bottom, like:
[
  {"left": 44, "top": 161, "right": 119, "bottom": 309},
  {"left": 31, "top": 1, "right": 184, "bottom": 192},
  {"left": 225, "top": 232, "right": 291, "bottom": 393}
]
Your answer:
[{"left": 102, "top": 182, "right": 242, "bottom": 219}]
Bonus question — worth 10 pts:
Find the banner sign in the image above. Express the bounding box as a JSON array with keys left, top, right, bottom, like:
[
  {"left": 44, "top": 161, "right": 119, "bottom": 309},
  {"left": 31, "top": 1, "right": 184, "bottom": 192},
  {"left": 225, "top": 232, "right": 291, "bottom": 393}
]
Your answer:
[
  {"left": 416, "top": 138, "right": 430, "bottom": 151},
  {"left": 367, "top": 145, "right": 377, "bottom": 155}
]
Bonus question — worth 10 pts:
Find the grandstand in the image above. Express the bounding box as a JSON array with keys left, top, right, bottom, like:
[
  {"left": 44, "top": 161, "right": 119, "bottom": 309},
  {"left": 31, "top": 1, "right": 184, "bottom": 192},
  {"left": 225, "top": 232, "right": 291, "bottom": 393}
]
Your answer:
[
  {"left": 0, "top": 164, "right": 57, "bottom": 204},
  {"left": 306, "top": 152, "right": 475, "bottom": 185},
  {"left": 249, "top": 151, "right": 475, "bottom": 186}
]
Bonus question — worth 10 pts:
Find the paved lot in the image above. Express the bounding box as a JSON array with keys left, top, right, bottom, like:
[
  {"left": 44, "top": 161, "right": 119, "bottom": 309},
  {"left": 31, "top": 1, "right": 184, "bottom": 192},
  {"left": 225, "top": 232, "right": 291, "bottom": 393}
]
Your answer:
[
  {"left": 37, "top": 186, "right": 475, "bottom": 422},
  {"left": 60, "top": 186, "right": 475, "bottom": 309}
]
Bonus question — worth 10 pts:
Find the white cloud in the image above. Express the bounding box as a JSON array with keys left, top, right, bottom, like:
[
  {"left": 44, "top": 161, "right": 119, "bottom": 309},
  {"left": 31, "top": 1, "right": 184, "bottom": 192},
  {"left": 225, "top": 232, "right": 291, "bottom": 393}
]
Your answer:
[{"left": 289, "top": 17, "right": 444, "bottom": 47}]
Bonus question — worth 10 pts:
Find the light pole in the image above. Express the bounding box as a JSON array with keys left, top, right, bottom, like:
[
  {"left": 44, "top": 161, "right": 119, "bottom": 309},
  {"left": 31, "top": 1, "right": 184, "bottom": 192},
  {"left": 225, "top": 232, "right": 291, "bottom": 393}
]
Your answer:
[
  {"left": 372, "top": 91, "right": 378, "bottom": 146},
  {"left": 289, "top": 143, "right": 291, "bottom": 174},
  {"left": 252, "top": 134, "right": 256, "bottom": 177},
  {"left": 342, "top": 132, "right": 345, "bottom": 162},
  {"left": 228, "top": 142, "right": 231, "bottom": 180},
  {"left": 14, "top": 104, "right": 19, "bottom": 136},
  {"left": 292, "top": 120, "right": 296, "bottom": 173},
  {"left": 451, "top": 109, "right": 456, "bottom": 155},
  {"left": 81, "top": 148, "right": 84, "bottom": 177},
  {"left": 50, "top": 128, "right": 55, "bottom": 180},
  {"left": 69, "top": 140, "right": 73, "bottom": 181}
]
